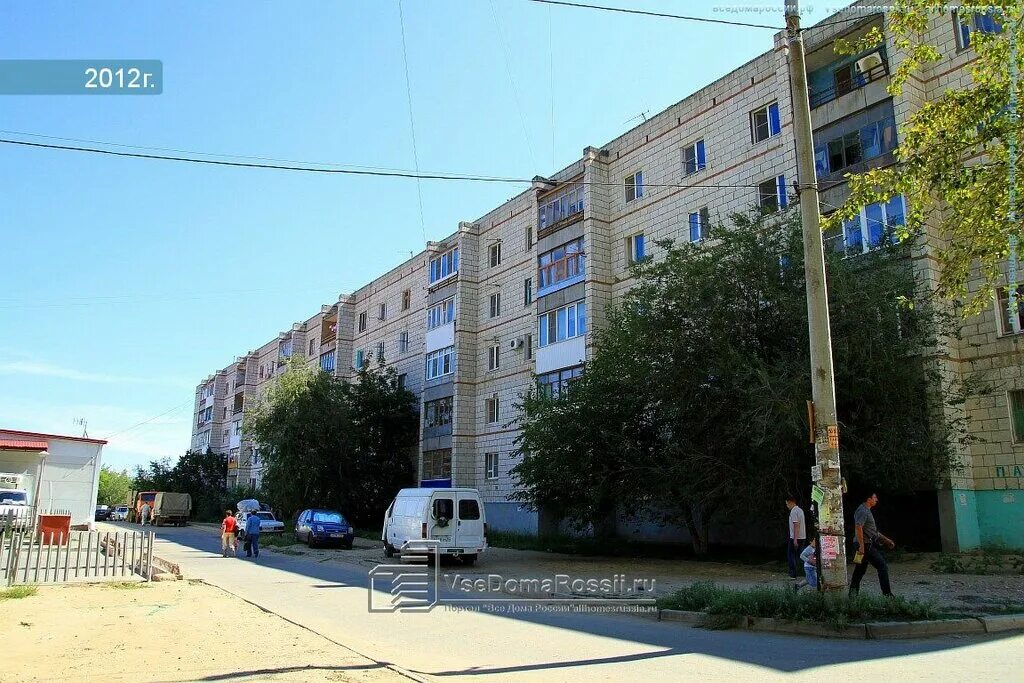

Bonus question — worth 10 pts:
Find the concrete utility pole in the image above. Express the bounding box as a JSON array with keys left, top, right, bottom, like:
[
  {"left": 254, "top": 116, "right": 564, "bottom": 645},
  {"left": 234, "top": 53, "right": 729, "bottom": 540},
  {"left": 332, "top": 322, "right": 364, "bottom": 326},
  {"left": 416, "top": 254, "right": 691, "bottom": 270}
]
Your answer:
[{"left": 784, "top": 0, "right": 848, "bottom": 589}]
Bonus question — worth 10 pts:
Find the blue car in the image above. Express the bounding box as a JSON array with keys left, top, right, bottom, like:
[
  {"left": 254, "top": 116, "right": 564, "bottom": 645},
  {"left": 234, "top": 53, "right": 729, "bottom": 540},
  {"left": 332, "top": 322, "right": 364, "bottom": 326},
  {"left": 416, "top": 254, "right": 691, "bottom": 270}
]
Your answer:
[{"left": 294, "top": 508, "right": 354, "bottom": 549}]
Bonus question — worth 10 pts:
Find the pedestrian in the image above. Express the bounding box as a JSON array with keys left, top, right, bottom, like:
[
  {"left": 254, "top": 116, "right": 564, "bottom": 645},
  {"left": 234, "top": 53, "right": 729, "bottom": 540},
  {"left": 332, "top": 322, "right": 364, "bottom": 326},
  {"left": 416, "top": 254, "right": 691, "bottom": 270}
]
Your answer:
[
  {"left": 140, "top": 502, "right": 151, "bottom": 526},
  {"left": 785, "top": 495, "right": 807, "bottom": 579},
  {"left": 221, "top": 509, "right": 238, "bottom": 557},
  {"left": 849, "top": 491, "right": 895, "bottom": 597},
  {"left": 793, "top": 537, "right": 818, "bottom": 591},
  {"left": 244, "top": 510, "right": 261, "bottom": 559}
]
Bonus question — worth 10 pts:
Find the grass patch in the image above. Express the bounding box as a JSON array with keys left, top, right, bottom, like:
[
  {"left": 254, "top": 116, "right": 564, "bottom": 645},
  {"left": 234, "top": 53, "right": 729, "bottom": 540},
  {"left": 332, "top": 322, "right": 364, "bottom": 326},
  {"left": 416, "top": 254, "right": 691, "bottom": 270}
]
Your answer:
[
  {"left": 259, "top": 532, "right": 300, "bottom": 548},
  {"left": 0, "top": 586, "right": 38, "bottom": 601},
  {"left": 929, "top": 549, "right": 1024, "bottom": 575},
  {"left": 354, "top": 529, "right": 380, "bottom": 541},
  {"left": 272, "top": 547, "right": 305, "bottom": 556},
  {"left": 657, "top": 581, "right": 939, "bottom": 628},
  {"left": 105, "top": 581, "right": 147, "bottom": 590}
]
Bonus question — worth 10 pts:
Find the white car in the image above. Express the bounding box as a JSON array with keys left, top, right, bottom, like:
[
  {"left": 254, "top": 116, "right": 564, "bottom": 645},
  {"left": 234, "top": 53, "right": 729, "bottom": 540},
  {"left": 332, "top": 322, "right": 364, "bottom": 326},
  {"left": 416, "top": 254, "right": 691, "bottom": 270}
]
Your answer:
[
  {"left": 110, "top": 505, "right": 130, "bottom": 521},
  {"left": 237, "top": 510, "right": 285, "bottom": 535}
]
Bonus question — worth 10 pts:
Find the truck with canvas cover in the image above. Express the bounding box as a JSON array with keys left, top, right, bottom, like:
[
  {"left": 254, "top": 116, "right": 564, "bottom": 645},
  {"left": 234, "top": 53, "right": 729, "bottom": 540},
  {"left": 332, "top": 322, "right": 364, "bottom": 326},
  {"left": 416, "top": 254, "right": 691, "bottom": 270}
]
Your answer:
[{"left": 152, "top": 492, "right": 192, "bottom": 526}]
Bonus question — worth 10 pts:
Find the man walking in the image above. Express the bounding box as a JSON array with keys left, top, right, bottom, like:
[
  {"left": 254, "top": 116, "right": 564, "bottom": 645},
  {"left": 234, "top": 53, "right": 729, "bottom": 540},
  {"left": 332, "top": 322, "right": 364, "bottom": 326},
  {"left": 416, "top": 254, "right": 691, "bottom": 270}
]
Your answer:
[
  {"left": 850, "top": 491, "right": 895, "bottom": 597},
  {"left": 221, "top": 509, "right": 238, "bottom": 557},
  {"left": 139, "top": 502, "right": 151, "bottom": 526},
  {"left": 785, "top": 495, "right": 807, "bottom": 579},
  {"left": 244, "top": 511, "right": 261, "bottom": 559}
]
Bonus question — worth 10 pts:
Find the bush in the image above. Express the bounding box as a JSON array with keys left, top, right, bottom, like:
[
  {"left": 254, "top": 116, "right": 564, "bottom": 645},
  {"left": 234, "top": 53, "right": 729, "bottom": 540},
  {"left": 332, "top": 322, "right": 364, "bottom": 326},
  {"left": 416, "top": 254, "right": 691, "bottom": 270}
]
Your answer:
[
  {"left": 929, "top": 550, "right": 1024, "bottom": 575},
  {"left": 0, "top": 586, "right": 37, "bottom": 600}
]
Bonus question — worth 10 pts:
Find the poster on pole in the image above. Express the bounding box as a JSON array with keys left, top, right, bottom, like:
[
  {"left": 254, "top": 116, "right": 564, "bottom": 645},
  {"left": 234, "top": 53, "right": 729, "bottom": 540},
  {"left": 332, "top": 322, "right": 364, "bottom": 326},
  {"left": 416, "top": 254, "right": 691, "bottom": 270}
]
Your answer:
[
  {"left": 811, "top": 484, "right": 825, "bottom": 506},
  {"left": 820, "top": 534, "right": 839, "bottom": 561}
]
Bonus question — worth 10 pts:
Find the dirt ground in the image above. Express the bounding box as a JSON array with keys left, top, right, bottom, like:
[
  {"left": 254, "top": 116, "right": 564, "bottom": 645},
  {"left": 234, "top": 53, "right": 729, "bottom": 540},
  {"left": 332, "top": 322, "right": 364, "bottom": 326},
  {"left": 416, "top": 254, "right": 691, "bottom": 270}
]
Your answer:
[
  {"left": 0, "top": 580, "right": 406, "bottom": 683},
  {"left": 272, "top": 535, "right": 1024, "bottom": 615}
]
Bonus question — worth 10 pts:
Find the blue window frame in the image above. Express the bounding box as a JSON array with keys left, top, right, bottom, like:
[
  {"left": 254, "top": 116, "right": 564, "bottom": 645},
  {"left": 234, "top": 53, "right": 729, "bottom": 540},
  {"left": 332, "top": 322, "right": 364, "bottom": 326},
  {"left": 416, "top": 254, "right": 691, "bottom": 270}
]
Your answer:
[
  {"left": 632, "top": 234, "right": 645, "bottom": 261},
  {"left": 752, "top": 102, "right": 782, "bottom": 143},
  {"left": 841, "top": 196, "right": 907, "bottom": 256},
  {"left": 683, "top": 140, "right": 706, "bottom": 175},
  {"left": 956, "top": 9, "right": 1002, "bottom": 49},
  {"left": 814, "top": 116, "right": 897, "bottom": 179},
  {"left": 319, "top": 351, "right": 335, "bottom": 373},
  {"left": 429, "top": 248, "right": 459, "bottom": 284}
]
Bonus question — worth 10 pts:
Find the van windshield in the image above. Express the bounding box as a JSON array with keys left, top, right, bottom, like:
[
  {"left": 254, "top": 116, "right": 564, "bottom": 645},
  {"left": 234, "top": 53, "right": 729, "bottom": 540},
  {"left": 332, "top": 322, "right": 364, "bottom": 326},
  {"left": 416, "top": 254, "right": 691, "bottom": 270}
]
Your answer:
[{"left": 0, "top": 490, "right": 27, "bottom": 505}]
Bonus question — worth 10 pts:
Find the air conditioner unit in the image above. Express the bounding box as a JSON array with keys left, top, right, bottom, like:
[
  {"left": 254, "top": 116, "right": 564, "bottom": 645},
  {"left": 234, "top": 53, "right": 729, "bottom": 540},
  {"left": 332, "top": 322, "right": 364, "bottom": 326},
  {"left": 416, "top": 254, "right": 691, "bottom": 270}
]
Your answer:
[
  {"left": 855, "top": 52, "right": 882, "bottom": 74},
  {"left": 509, "top": 337, "right": 524, "bottom": 350}
]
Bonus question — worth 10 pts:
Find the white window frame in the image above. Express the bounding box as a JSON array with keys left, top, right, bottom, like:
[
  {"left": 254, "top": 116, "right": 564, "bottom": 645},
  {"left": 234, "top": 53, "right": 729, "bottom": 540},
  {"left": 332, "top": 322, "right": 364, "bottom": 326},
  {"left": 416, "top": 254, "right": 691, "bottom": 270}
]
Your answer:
[
  {"left": 378, "top": 303, "right": 387, "bottom": 321},
  {"left": 425, "top": 345, "right": 455, "bottom": 380},
  {"left": 682, "top": 139, "right": 706, "bottom": 176},
  {"left": 757, "top": 175, "right": 788, "bottom": 212},
  {"left": 485, "top": 395, "right": 500, "bottom": 424},
  {"left": 627, "top": 233, "right": 646, "bottom": 264},
  {"left": 429, "top": 247, "right": 460, "bottom": 284},
  {"left": 995, "top": 285, "right": 1023, "bottom": 337},
  {"left": 489, "top": 292, "right": 501, "bottom": 319},
  {"left": 489, "top": 242, "right": 502, "bottom": 267},
  {"left": 689, "top": 207, "right": 710, "bottom": 242},
  {"left": 399, "top": 330, "right": 410, "bottom": 354},
  {"left": 840, "top": 195, "right": 905, "bottom": 256},
  {"left": 358, "top": 311, "right": 367, "bottom": 333},
  {"left": 524, "top": 277, "right": 533, "bottom": 306},
  {"left": 539, "top": 301, "right": 587, "bottom": 348},
  {"left": 485, "top": 452, "right": 499, "bottom": 480},
  {"left": 402, "top": 289, "right": 411, "bottom": 311},
  {"left": 750, "top": 102, "right": 781, "bottom": 143},
  {"left": 376, "top": 341, "right": 385, "bottom": 361},
  {"left": 426, "top": 296, "right": 456, "bottom": 329},
  {"left": 488, "top": 344, "right": 500, "bottom": 371},
  {"left": 625, "top": 170, "right": 644, "bottom": 202}
]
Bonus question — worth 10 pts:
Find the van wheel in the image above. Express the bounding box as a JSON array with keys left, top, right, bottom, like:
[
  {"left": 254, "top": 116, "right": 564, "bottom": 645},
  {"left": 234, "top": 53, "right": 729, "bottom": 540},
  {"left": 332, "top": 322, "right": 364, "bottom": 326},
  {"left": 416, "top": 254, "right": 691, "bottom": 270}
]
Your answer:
[
  {"left": 384, "top": 543, "right": 395, "bottom": 558},
  {"left": 462, "top": 554, "right": 477, "bottom": 566}
]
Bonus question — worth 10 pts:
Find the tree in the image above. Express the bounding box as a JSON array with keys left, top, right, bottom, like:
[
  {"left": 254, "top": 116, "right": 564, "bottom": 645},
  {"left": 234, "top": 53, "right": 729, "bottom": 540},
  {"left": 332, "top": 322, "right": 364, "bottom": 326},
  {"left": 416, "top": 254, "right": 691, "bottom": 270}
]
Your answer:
[
  {"left": 97, "top": 466, "right": 133, "bottom": 507},
  {"left": 245, "top": 359, "right": 418, "bottom": 526},
  {"left": 514, "top": 210, "right": 968, "bottom": 555},
  {"left": 826, "top": 2, "right": 1023, "bottom": 313},
  {"left": 132, "top": 449, "right": 227, "bottom": 521}
]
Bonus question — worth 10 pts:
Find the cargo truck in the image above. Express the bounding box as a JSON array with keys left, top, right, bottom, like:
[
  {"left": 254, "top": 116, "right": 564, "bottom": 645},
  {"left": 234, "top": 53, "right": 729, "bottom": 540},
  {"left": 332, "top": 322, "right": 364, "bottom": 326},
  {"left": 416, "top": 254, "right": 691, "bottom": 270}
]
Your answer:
[{"left": 130, "top": 490, "right": 191, "bottom": 526}]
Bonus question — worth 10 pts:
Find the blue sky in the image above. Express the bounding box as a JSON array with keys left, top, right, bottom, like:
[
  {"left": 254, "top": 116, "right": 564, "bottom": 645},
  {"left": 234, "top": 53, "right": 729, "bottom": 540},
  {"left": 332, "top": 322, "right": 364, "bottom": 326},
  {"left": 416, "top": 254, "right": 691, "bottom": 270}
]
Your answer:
[{"left": 0, "top": 1, "right": 833, "bottom": 472}]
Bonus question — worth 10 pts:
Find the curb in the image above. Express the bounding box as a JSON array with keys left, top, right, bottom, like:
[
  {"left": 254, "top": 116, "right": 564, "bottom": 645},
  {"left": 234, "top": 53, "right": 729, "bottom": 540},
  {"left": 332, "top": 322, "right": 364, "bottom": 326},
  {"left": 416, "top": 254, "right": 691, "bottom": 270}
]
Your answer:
[{"left": 658, "top": 609, "right": 1024, "bottom": 640}]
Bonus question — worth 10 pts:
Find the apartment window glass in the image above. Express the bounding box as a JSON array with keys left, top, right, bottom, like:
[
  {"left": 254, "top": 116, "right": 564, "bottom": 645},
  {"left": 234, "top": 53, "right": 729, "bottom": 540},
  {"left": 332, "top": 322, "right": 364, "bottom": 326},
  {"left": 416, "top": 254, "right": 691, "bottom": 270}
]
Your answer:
[
  {"left": 996, "top": 286, "right": 1023, "bottom": 336},
  {"left": 489, "top": 242, "right": 502, "bottom": 267},
  {"left": 358, "top": 311, "right": 367, "bottom": 332},
  {"left": 399, "top": 331, "right": 410, "bottom": 354},
  {"left": 1009, "top": 390, "right": 1024, "bottom": 443},
  {"left": 376, "top": 341, "right": 385, "bottom": 361},
  {"left": 488, "top": 344, "right": 500, "bottom": 371},
  {"left": 524, "top": 277, "right": 533, "bottom": 306},
  {"left": 537, "top": 182, "right": 585, "bottom": 231},
  {"left": 354, "top": 349, "right": 365, "bottom": 370},
  {"left": 422, "top": 449, "right": 452, "bottom": 480},
  {"left": 198, "top": 406, "right": 213, "bottom": 425},
  {"left": 683, "top": 139, "right": 706, "bottom": 175},
  {"left": 956, "top": 9, "right": 1002, "bottom": 50},
  {"left": 689, "top": 207, "right": 710, "bottom": 242},
  {"left": 423, "top": 396, "right": 453, "bottom": 428},
  {"left": 625, "top": 171, "right": 644, "bottom": 202},
  {"left": 485, "top": 395, "right": 500, "bottom": 424},
  {"left": 538, "top": 237, "right": 585, "bottom": 290},
  {"left": 425, "top": 345, "right": 455, "bottom": 380},
  {"left": 489, "top": 292, "right": 501, "bottom": 318},
  {"left": 397, "top": 373, "right": 407, "bottom": 390},
  {"left": 627, "top": 233, "right": 646, "bottom": 264},
  {"left": 840, "top": 196, "right": 906, "bottom": 256},
  {"left": 539, "top": 301, "right": 586, "bottom": 347},
  {"left": 379, "top": 303, "right": 387, "bottom": 320},
  {"left": 426, "top": 296, "right": 456, "bottom": 329},
  {"left": 429, "top": 247, "right": 459, "bottom": 284},
  {"left": 485, "top": 453, "right": 499, "bottom": 480},
  {"left": 751, "top": 102, "right": 781, "bottom": 143},
  {"left": 757, "top": 175, "right": 787, "bottom": 212},
  {"left": 525, "top": 333, "right": 533, "bottom": 360},
  {"left": 308, "top": 339, "right": 315, "bottom": 356},
  {"left": 814, "top": 116, "right": 897, "bottom": 178},
  {"left": 525, "top": 224, "right": 533, "bottom": 250},
  {"left": 279, "top": 339, "right": 293, "bottom": 360},
  {"left": 319, "top": 351, "right": 335, "bottom": 373},
  {"left": 537, "top": 365, "right": 584, "bottom": 398},
  {"left": 402, "top": 289, "right": 411, "bottom": 311}
]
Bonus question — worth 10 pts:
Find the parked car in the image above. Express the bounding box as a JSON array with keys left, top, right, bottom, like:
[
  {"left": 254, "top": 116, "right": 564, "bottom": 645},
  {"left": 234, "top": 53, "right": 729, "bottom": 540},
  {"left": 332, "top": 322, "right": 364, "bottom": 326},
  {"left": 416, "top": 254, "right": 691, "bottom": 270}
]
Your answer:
[
  {"left": 236, "top": 509, "right": 285, "bottom": 537},
  {"left": 110, "top": 505, "right": 130, "bottom": 521},
  {"left": 95, "top": 505, "right": 111, "bottom": 521},
  {"left": 382, "top": 488, "right": 486, "bottom": 565},
  {"left": 294, "top": 509, "right": 354, "bottom": 549}
]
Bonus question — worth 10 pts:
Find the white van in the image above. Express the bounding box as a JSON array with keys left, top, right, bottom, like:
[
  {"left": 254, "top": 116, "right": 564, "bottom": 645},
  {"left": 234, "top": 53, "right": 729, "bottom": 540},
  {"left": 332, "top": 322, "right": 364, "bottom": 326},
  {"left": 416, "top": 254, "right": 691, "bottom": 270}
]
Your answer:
[{"left": 382, "top": 488, "right": 487, "bottom": 565}]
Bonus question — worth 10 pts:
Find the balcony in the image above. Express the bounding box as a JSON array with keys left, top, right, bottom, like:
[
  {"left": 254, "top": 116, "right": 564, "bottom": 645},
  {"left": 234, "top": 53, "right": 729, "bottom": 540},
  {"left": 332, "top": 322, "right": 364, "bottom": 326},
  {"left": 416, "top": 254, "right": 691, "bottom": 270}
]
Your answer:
[
  {"left": 809, "top": 49, "right": 888, "bottom": 110},
  {"left": 537, "top": 237, "right": 586, "bottom": 298},
  {"left": 537, "top": 182, "right": 585, "bottom": 237}
]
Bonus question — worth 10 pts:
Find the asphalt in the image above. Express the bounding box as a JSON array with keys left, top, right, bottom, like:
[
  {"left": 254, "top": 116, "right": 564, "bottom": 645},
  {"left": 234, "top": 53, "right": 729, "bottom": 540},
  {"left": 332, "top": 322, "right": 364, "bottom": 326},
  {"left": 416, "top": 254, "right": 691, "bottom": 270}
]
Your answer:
[{"left": 102, "top": 521, "right": 1024, "bottom": 682}]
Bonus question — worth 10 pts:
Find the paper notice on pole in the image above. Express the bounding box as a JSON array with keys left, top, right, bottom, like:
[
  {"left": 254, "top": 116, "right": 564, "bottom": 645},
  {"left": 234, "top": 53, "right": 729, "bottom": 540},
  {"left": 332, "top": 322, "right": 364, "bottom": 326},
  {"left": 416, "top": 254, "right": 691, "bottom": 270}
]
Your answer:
[
  {"left": 820, "top": 535, "right": 839, "bottom": 561},
  {"left": 811, "top": 485, "right": 825, "bottom": 505}
]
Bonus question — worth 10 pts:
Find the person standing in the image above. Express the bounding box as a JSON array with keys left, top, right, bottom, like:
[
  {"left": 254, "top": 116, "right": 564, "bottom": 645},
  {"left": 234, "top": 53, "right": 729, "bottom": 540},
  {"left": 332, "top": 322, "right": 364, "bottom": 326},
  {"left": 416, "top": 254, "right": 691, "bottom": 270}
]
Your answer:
[
  {"left": 785, "top": 496, "right": 807, "bottom": 579},
  {"left": 850, "top": 492, "right": 895, "bottom": 597},
  {"left": 139, "top": 502, "right": 151, "bottom": 526},
  {"left": 221, "top": 509, "right": 238, "bottom": 557},
  {"left": 244, "top": 511, "right": 262, "bottom": 559}
]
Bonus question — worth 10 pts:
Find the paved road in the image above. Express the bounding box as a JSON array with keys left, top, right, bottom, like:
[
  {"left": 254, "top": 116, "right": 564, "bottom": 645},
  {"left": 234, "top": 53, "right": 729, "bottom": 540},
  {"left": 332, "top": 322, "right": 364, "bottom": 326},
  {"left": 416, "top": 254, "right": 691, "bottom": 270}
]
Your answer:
[{"left": 107, "top": 522, "right": 1023, "bottom": 682}]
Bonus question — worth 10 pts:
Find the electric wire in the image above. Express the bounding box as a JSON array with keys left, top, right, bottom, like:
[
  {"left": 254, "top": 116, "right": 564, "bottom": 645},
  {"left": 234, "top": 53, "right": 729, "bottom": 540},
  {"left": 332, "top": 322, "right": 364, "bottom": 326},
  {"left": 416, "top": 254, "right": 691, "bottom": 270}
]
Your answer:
[
  {"left": 397, "top": 0, "right": 428, "bottom": 244},
  {"left": 523, "top": 0, "right": 784, "bottom": 30}
]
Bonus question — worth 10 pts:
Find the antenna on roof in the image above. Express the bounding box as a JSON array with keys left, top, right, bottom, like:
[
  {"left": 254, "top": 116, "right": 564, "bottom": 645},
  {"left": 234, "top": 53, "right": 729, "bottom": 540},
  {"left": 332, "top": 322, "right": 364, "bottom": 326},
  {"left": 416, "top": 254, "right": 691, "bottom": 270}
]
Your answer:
[
  {"left": 624, "top": 110, "right": 650, "bottom": 125},
  {"left": 73, "top": 417, "right": 89, "bottom": 438}
]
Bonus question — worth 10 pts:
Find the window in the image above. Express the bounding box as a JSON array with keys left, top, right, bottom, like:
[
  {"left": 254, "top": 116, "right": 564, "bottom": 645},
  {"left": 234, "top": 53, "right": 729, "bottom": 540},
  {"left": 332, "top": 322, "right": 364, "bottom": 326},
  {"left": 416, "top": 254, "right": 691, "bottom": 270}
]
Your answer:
[
  {"left": 425, "top": 345, "right": 455, "bottom": 380},
  {"left": 426, "top": 296, "right": 456, "bottom": 329},
  {"left": 422, "top": 449, "right": 452, "bottom": 480},
  {"left": 625, "top": 171, "right": 644, "bottom": 202},
  {"left": 525, "top": 333, "right": 533, "bottom": 360},
  {"left": 488, "top": 344, "right": 500, "bottom": 371},
  {"left": 354, "top": 349, "right": 365, "bottom": 370},
  {"left": 308, "top": 339, "right": 315, "bottom": 356},
  {"left": 402, "top": 289, "right": 411, "bottom": 311},
  {"left": 751, "top": 102, "right": 781, "bottom": 143},
  {"left": 839, "top": 196, "right": 906, "bottom": 256},
  {"left": 955, "top": 9, "right": 1002, "bottom": 50},
  {"left": 489, "top": 292, "right": 501, "bottom": 318},
  {"left": 485, "top": 395, "right": 500, "bottom": 424},
  {"left": 524, "top": 278, "right": 533, "bottom": 306},
  {"left": 378, "top": 303, "right": 387, "bottom": 321},
  {"left": 996, "top": 286, "right": 1023, "bottom": 336},
  {"left": 689, "top": 207, "right": 710, "bottom": 242},
  {"left": 232, "top": 419, "right": 242, "bottom": 436},
  {"left": 376, "top": 341, "right": 385, "bottom": 362},
  {"left": 757, "top": 175, "right": 788, "bottom": 212},
  {"left": 525, "top": 224, "right": 533, "bottom": 250},
  {"left": 538, "top": 365, "right": 584, "bottom": 398},
  {"left": 424, "top": 396, "right": 453, "bottom": 428},
  {"left": 683, "top": 139, "right": 706, "bottom": 175},
  {"left": 258, "top": 365, "right": 264, "bottom": 379},
  {"left": 489, "top": 242, "right": 502, "bottom": 267},
  {"left": 484, "top": 453, "right": 499, "bottom": 480},
  {"left": 279, "top": 339, "right": 293, "bottom": 359},
  {"left": 539, "top": 301, "right": 587, "bottom": 347},
  {"left": 814, "top": 116, "right": 897, "bottom": 178},
  {"left": 459, "top": 498, "right": 482, "bottom": 519},
  {"left": 538, "top": 237, "right": 585, "bottom": 291},
  {"left": 429, "top": 247, "right": 459, "bottom": 284},
  {"left": 397, "top": 373, "right": 407, "bottom": 390},
  {"left": 538, "top": 182, "right": 585, "bottom": 231},
  {"left": 358, "top": 311, "right": 367, "bottom": 333},
  {"left": 319, "top": 351, "right": 335, "bottom": 373},
  {"left": 627, "top": 233, "right": 646, "bottom": 264},
  {"left": 198, "top": 406, "right": 213, "bottom": 425},
  {"left": 399, "top": 331, "right": 410, "bottom": 354},
  {"left": 201, "top": 383, "right": 215, "bottom": 400},
  {"left": 1009, "top": 390, "right": 1024, "bottom": 443}
]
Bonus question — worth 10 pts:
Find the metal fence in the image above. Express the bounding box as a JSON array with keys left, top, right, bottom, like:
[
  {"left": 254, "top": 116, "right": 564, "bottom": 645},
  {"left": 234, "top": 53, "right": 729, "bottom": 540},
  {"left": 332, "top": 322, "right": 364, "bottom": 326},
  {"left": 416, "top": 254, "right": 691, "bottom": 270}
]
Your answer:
[{"left": 1, "top": 515, "right": 155, "bottom": 586}]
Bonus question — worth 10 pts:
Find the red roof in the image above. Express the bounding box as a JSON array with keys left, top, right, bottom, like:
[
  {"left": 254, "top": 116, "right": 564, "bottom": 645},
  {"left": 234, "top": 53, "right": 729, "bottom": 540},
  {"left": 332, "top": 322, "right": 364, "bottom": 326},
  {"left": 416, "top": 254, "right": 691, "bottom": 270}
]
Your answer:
[
  {"left": 0, "top": 429, "right": 107, "bottom": 445},
  {"left": 0, "top": 439, "right": 48, "bottom": 451}
]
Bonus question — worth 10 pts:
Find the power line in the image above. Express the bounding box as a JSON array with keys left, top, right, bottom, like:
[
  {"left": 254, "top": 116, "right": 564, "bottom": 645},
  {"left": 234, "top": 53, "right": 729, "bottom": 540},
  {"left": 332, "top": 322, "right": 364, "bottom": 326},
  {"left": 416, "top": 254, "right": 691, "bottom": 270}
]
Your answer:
[
  {"left": 104, "top": 400, "right": 193, "bottom": 441},
  {"left": 398, "top": 0, "right": 428, "bottom": 245},
  {"left": 523, "top": 0, "right": 784, "bottom": 30},
  {"left": 489, "top": 0, "right": 538, "bottom": 168}
]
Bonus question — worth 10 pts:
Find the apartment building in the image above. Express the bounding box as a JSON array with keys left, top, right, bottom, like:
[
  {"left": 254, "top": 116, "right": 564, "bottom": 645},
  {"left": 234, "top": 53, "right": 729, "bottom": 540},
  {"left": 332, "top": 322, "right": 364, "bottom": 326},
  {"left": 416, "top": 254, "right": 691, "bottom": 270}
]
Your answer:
[{"left": 191, "top": 2, "right": 1022, "bottom": 549}]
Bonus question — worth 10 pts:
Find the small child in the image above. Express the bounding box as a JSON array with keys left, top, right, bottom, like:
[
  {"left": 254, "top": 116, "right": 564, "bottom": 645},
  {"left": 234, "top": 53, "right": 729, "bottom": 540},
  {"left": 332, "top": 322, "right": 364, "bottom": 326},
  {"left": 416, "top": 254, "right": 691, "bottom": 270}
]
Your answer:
[{"left": 793, "top": 537, "right": 818, "bottom": 591}]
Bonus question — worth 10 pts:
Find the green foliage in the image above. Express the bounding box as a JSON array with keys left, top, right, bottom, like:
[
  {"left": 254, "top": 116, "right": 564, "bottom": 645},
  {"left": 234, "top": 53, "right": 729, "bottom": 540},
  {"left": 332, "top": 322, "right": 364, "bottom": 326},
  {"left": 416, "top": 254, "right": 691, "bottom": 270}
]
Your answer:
[
  {"left": 245, "top": 359, "right": 418, "bottom": 527},
  {"left": 827, "top": 2, "right": 1023, "bottom": 313},
  {"left": 930, "top": 549, "right": 1024, "bottom": 575},
  {"left": 657, "top": 581, "right": 938, "bottom": 627},
  {"left": 0, "top": 586, "right": 37, "bottom": 600},
  {"left": 97, "top": 466, "right": 133, "bottom": 507},
  {"left": 513, "top": 210, "right": 968, "bottom": 555},
  {"left": 132, "top": 449, "right": 227, "bottom": 521}
]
